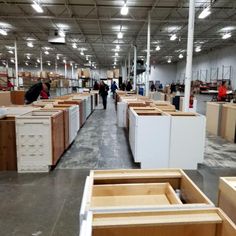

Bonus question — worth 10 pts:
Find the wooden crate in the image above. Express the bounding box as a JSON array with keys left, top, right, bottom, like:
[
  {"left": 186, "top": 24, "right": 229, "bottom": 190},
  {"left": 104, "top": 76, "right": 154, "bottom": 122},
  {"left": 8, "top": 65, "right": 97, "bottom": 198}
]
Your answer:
[
  {"left": 80, "top": 169, "right": 214, "bottom": 222},
  {"left": 218, "top": 177, "right": 236, "bottom": 224},
  {"left": 80, "top": 208, "right": 236, "bottom": 236},
  {"left": 16, "top": 110, "right": 64, "bottom": 172},
  {"left": 0, "top": 116, "right": 17, "bottom": 171}
]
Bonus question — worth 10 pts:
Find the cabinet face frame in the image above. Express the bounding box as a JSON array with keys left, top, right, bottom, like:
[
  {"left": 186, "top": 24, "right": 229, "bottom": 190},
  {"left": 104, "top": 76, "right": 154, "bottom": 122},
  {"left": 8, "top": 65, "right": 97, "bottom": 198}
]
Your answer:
[{"left": 80, "top": 208, "right": 236, "bottom": 236}]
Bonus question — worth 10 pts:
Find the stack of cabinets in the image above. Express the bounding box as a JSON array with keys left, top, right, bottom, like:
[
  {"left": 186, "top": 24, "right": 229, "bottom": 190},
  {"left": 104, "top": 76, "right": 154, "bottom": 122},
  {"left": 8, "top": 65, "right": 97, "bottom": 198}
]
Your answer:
[{"left": 16, "top": 110, "right": 64, "bottom": 172}]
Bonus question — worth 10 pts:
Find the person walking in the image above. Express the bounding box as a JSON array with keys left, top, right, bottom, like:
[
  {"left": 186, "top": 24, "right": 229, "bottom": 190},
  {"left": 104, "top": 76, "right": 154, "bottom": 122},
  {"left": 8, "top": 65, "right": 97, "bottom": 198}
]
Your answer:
[
  {"left": 99, "top": 81, "right": 109, "bottom": 109},
  {"left": 111, "top": 81, "right": 118, "bottom": 99},
  {"left": 126, "top": 81, "right": 132, "bottom": 91}
]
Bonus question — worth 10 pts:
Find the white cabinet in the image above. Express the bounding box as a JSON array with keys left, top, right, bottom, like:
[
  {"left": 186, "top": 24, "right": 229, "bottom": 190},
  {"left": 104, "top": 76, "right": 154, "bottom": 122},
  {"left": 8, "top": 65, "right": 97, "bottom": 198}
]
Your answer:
[
  {"left": 117, "top": 102, "right": 127, "bottom": 127},
  {"left": 129, "top": 109, "right": 171, "bottom": 168},
  {"left": 168, "top": 113, "right": 206, "bottom": 169}
]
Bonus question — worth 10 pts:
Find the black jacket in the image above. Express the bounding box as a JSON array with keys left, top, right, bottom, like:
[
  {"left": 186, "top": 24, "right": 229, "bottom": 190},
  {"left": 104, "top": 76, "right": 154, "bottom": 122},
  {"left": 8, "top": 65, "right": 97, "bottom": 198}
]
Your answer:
[
  {"left": 25, "top": 82, "right": 43, "bottom": 104},
  {"left": 99, "top": 84, "right": 109, "bottom": 97}
]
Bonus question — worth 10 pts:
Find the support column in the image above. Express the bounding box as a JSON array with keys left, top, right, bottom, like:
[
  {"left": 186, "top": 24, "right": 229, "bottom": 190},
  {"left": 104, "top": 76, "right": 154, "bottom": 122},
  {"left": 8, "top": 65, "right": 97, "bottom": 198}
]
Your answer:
[
  {"left": 128, "top": 51, "right": 131, "bottom": 81},
  {"left": 134, "top": 45, "right": 137, "bottom": 92},
  {"left": 14, "top": 39, "right": 19, "bottom": 88},
  {"left": 40, "top": 51, "right": 43, "bottom": 72},
  {"left": 55, "top": 57, "right": 58, "bottom": 73},
  {"left": 124, "top": 59, "right": 127, "bottom": 82},
  {"left": 146, "top": 11, "right": 151, "bottom": 97},
  {"left": 184, "top": 0, "right": 195, "bottom": 112},
  {"left": 71, "top": 63, "right": 74, "bottom": 79},
  {"left": 64, "top": 61, "right": 67, "bottom": 78}
]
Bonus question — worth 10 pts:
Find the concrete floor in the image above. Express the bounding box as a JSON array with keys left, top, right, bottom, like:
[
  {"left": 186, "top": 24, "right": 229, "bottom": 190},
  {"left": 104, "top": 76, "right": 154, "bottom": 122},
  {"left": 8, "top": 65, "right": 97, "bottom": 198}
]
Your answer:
[{"left": 0, "top": 96, "right": 236, "bottom": 236}]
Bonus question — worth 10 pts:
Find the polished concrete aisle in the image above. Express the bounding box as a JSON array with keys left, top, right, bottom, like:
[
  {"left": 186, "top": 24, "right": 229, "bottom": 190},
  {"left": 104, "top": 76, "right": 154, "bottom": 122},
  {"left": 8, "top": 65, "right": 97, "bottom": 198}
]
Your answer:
[
  {"left": 0, "top": 96, "right": 236, "bottom": 236},
  {"left": 57, "top": 97, "right": 138, "bottom": 169}
]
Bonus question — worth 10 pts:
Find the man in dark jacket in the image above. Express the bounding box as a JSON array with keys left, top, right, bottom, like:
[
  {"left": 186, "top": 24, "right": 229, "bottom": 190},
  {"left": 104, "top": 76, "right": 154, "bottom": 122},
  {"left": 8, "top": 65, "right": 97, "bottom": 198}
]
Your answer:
[
  {"left": 25, "top": 82, "right": 50, "bottom": 104},
  {"left": 99, "top": 81, "right": 109, "bottom": 109}
]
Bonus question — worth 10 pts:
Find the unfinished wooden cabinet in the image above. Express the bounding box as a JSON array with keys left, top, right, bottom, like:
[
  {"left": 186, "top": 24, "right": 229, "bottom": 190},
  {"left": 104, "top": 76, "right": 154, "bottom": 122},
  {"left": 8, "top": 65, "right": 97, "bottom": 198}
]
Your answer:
[
  {"left": 80, "top": 208, "right": 236, "bottom": 236},
  {"left": 80, "top": 169, "right": 214, "bottom": 222},
  {"left": 0, "top": 91, "right": 12, "bottom": 106},
  {"left": 220, "top": 104, "right": 236, "bottom": 143},
  {"left": 0, "top": 116, "right": 17, "bottom": 170},
  {"left": 218, "top": 177, "right": 236, "bottom": 224},
  {"left": 10, "top": 91, "right": 25, "bottom": 105},
  {"left": 16, "top": 110, "right": 64, "bottom": 172}
]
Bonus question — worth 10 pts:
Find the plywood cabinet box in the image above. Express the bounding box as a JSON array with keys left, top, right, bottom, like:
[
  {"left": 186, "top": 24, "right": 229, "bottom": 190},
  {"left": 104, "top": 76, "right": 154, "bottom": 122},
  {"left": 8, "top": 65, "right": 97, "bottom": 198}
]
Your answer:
[
  {"left": 0, "top": 91, "right": 12, "bottom": 106},
  {"left": 0, "top": 116, "right": 17, "bottom": 170},
  {"left": 206, "top": 102, "right": 226, "bottom": 136},
  {"left": 16, "top": 110, "right": 64, "bottom": 173},
  {"left": 218, "top": 177, "right": 236, "bottom": 224},
  {"left": 10, "top": 91, "right": 25, "bottom": 105},
  {"left": 73, "top": 95, "right": 92, "bottom": 119},
  {"left": 220, "top": 104, "right": 236, "bottom": 143},
  {"left": 80, "top": 169, "right": 214, "bottom": 222},
  {"left": 80, "top": 208, "right": 236, "bottom": 236},
  {"left": 129, "top": 108, "right": 171, "bottom": 168}
]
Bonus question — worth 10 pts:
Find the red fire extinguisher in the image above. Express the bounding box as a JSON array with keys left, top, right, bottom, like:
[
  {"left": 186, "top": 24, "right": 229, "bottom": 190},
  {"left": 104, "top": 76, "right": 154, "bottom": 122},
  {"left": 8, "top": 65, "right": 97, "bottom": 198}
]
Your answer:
[{"left": 189, "top": 95, "right": 194, "bottom": 108}]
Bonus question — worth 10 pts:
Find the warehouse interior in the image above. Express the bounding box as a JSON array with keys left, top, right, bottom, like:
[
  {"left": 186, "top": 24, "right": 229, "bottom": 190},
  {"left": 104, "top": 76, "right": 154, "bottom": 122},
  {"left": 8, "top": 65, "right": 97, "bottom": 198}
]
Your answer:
[{"left": 0, "top": 1, "right": 236, "bottom": 236}]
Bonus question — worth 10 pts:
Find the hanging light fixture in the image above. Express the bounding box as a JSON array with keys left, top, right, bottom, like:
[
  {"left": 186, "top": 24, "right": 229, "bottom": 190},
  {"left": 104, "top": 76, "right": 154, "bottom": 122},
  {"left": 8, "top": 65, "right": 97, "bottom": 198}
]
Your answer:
[
  {"left": 179, "top": 53, "right": 184, "bottom": 59},
  {"left": 198, "top": 7, "right": 211, "bottom": 19},
  {"left": 121, "top": 1, "right": 129, "bottom": 16},
  {"left": 170, "top": 34, "right": 177, "bottom": 41},
  {"left": 27, "top": 41, "right": 34, "bottom": 48},
  {"left": 167, "top": 58, "right": 172, "bottom": 63},
  {"left": 117, "top": 31, "right": 123, "bottom": 39},
  {"left": 72, "top": 43, "right": 77, "bottom": 48},
  {"left": 155, "top": 45, "right": 161, "bottom": 51},
  {"left": 44, "top": 50, "right": 49, "bottom": 55},
  {"left": 222, "top": 32, "right": 232, "bottom": 39},
  {"left": 195, "top": 46, "right": 201, "bottom": 52},
  {"left": 0, "top": 29, "right": 7, "bottom": 36},
  {"left": 31, "top": 0, "right": 44, "bottom": 13}
]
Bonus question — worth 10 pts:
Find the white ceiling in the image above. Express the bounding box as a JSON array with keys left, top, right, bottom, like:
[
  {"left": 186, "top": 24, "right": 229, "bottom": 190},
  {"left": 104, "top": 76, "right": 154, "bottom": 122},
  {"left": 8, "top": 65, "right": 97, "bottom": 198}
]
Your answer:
[{"left": 0, "top": 0, "right": 235, "bottom": 69}]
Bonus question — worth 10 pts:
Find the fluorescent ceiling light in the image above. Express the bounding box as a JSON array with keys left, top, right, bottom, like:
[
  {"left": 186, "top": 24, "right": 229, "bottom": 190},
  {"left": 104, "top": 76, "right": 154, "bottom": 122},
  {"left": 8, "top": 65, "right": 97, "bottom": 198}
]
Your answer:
[
  {"left": 70, "top": 62, "right": 73, "bottom": 66},
  {"left": 25, "top": 62, "right": 29, "bottom": 66},
  {"left": 47, "top": 62, "right": 51, "bottom": 66},
  {"left": 89, "top": 60, "right": 91, "bottom": 64},
  {"left": 116, "top": 45, "right": 120, "bottom": 50},
  {"left": 115, "top": 52, "right": 118, "bottom": 56},
  {"left": 75, "top": 65, "right": 78, "bottom": 69},
  {"left": 80, "top": 51, "right": 85, "bottom": 56},
  {"left": 222, "top": 32, "right": 231, "bottom": 39},
  {"left": 44, "top": 50, "right": 49, "bottom": 55},
  {"left": 27, "top": 42, "right": 34, "bottom": 48},
  {"left": 121, "top": 3, "right": 129, "bottom": 16},
  {"left": 10, "top": 59, "right": 14, "bottom": 63},
  {"left": 113, "top": 66, "right": 116, "bottom": 69},
  {"left": 0, "top": 29, "right": 7, "bottom": 36},
  {"left": 167, "top": 58, "right": 172, "bottom": 63},
  {"left": 170, "top": 34, "right": 177, "bottom": 41},
  {"left": 63, "top": 59, "right": 66, "bottom": 63},
  {"left": 198, "top": 7, "right": 211, "bottom": 19},
  {"left": 37, "top": 59, "right": 40, "bottom": 63},
  {"left": 58, "top": 30, "right": 65, "bottom": 37},
  {"left": 72, "top": 43, "right": 77, "bottom": 49},
  {"left": 117, "top": 32, "right": 123, "bottom": 39},
  {"left": 8, "top": 50, "right": 13, "bottom": 54},
  {"left": 31, "top": 1, "right": 44, "bottom": 13},
  {"left": 155, "top": 45, "right": 161, "bottom": 51},
  {"left": 114, "top": 61, "right": 117, "bottom": 65},
  {"left": 56, "top": 55, "right": 59, "bottom": 60},
  {"left": 195, "top": 46, "right": 201, "bottom": 52},
  {"left": 179, "top": 53, "right": 183, "bottom": 59},
  {"left": 26, "top": 55, "right": 30, "bottom": 60}
]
